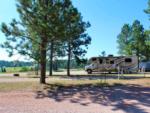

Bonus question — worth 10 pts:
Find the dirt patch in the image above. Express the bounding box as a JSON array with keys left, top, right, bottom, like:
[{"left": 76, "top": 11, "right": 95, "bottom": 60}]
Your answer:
[{"left": 0, "top": 85, "right": 149, "bottom": 113}]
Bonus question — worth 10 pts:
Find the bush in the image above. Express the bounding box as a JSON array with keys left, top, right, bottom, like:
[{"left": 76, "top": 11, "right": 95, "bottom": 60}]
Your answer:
[{"left": 19, "top": 67, "right": 31, "bottom": 72}]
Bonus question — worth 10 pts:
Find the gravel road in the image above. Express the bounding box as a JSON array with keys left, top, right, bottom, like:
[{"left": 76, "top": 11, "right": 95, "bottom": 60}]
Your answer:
[{"left": 0, "top": 85, "right": 150, "bottom": 113}]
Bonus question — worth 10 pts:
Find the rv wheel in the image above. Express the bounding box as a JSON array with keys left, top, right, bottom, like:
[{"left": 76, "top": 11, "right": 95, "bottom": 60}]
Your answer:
[
  {"left": 87, "top": 69, "right": 92, "bottom": 74},
  {"left": 108, "top": 71, "right": 111, "bottom": 74}
]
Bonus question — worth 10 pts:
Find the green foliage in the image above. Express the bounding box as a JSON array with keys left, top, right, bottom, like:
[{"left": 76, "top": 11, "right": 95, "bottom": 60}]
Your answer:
[
  {"left": 131, "top": 20, "right": 145, "bottom": 56},
  {"left": 0, "top": 60, "right": 32, "bottom": 67},
  {"left": 117, "top": 20, "right": 150, "bottom": 61},
  {"left": 74, "top": 56, "right": 87, "bottom": 66},
  {"left": 47, "top": 59, "right": 87, "bottom": 70},
  {"left": 144, "top": 0, "right": 150, "bottom": 14},
  {"left": 100, "top": 51, "right": 106, "bottom": 57},
  {"left": 144, "top": 0, "right": 150, "bottom": 60},
  {"left": 0, "top": 66, "right": 32, "bottom": 73},
  {"left": 19, "top": 66, "right": 31, "bottom": 72},
  {"left": 141, "top": 31, "right": 150, "bottom": 60},
  {"left": 117, "top": 24, "right": 132, "bottom": 55},
  {"left": 1, "top": 0, "right": 91, "bottom": 81}
]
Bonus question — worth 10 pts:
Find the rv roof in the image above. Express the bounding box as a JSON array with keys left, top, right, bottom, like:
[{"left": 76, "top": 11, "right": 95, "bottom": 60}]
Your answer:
[
  {"left": 89, "top": 56, "right": 137, "bottom": 60},
  {"left": 90, "top": 56, "right": 124, "bottom": 59}
]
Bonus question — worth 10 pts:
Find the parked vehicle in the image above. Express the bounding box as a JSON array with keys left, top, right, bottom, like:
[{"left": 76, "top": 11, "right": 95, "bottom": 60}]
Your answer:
[
  {"left": 85, "top": 55, "right": 138, "bottom": 74},
  {"left": 139, "top": 61, "right": 150, "bottom": 72}
]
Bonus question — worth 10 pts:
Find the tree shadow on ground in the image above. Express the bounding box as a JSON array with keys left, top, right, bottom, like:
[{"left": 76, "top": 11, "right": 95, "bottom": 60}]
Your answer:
[{"left": 35, "top": 83, "right": 150, "bottom": 113}]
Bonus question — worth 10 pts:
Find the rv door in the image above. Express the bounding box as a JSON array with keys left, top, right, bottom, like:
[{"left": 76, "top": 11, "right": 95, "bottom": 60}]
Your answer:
[{"left": 92, "top": 63, "right": 98, "bottom": 70}]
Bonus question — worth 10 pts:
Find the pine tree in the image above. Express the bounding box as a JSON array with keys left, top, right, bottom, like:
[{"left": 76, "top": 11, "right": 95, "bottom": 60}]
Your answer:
[
  {"left": 117, "top": 20, "right": 146, "bottom": 67},
  {"left": 1, "top": 0, "right": 66, "bottom": 83},
  {"left": 60, "top": 0, "right": 91, "bottom": 76},
  {"left": 117, "top": 24, "right": 132, "bottom": 55}
]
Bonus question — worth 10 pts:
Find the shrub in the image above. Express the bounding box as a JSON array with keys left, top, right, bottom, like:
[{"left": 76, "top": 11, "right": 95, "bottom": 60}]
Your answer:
[{"left": 19, "top": 67, "right": 30, "bottom": 72}]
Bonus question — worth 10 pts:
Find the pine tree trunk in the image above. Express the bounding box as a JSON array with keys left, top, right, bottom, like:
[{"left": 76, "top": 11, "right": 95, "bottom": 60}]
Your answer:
[
  {"left": 40, "top": 0, "right": 48, "bottom": 83},
  {"left": 137, "top": 55, "right": 140, "bottom": 70},
  {"left": 55, "top": 59, "right": 58, "bottom": 71},
  {"left": 137, "top": 49, "right": 140, "bottom": 70},
  {"left": 49, "top": 41, "right": 53, "bottom": 76},
  {"left": 67, "top": 41, "right": 71, "bottom": 76},
  {"left": 40, "top": 39, "right": 47, "bottom": 84},
  {"left": 35, "top": 61, "right": 39, "bottom": 75}
]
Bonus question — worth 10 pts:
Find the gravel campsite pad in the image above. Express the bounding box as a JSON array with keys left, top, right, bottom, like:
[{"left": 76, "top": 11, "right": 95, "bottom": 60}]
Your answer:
[{"left": 0, "top": 85, "right": 150, "bottom": 113}]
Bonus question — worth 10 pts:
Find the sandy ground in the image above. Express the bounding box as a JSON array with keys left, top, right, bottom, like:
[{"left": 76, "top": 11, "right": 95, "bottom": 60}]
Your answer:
[
  {"left": 0, "top": 71, "right": 150, "bottom": 113},
  {"left": 0, "top": 85, "right": 150, "bottom": 113}
]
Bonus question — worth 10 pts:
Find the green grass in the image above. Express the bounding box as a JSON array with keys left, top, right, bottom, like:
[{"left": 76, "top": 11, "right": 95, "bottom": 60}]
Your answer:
[{"left": 0, "top": 66, "right": 32, "bottom": 73}]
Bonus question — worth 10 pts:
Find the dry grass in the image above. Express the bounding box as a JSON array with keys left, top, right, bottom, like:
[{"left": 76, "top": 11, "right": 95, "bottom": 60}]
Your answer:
[
  {"left": 0, "top": 77, "right": 149, "bottom": 92},
  {"left": 0, "top": 82, "right": 40, "bottom": 92}
]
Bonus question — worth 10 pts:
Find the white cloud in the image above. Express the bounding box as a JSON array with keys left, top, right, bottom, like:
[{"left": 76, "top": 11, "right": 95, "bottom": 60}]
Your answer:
[{"left": 0, "top": 49, "right": 30, "bottom": 61}]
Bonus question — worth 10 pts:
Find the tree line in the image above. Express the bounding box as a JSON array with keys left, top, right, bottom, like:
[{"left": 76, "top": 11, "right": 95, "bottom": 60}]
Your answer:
[
  {"left": 117, "top": 0, "right": 150, "bottom": 68},
  {"left": 46, "top": 59, "right": 87, "bottom": 70},
  {"left": 0, "top": 60, "right": 32, "bottom": 67},
  {"left": 1, "top": 0, "right": 91, "bottom": 84}
]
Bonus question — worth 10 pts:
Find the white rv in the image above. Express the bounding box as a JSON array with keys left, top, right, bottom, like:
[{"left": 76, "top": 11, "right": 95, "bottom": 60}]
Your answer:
[{"left": 85, "top": 55, "right": 138, "bottom": 74}]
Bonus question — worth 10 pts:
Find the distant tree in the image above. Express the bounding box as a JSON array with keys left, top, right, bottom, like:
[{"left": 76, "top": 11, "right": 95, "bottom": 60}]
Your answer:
[
  {"left": 144, "top": 0, "right": 150, "bottom": 60},
  {"left": 0, "top": 60, "right": 32, "bottom": 67},
  {"left": 117, "top": 24, "right": 132, "bottom": 55},
  {"left": 131, "top": 20, "right": 146, "bottom": 67},
  {"left": 142, "top": 30, "right": 150, "bottom": 60},
  {"left": 117, "top": 20, "right": 146, "bottom": 68},
  {"left": 101, "top": 51, "right": 106, "bottom": 57},
  {"left": 48, "top": 41, "right": 66, "bottom": 74},
  {"left": 74, "top": 56, "right": 88, "bottom": 66}
]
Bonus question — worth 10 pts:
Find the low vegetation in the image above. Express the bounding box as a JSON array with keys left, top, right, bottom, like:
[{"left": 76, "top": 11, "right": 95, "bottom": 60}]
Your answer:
[
  {"left": 0, "top": 82, "right": 39, "bottom": 92},
  {"left": 0, "top": 77, "right": 149, "bottom": 92},
  {"left": 6, "top": 67, "right": 32, "bottom": 73},
  {"left": 0, "top": 66, "right": 32, "bottom": 73}
]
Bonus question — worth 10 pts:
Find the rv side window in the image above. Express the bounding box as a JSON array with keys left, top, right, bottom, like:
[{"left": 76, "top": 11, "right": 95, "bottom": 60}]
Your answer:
[
  {"left": 125, "top": 58, "right": 132, "bottom": 63},
  {"left": 92, "top": 58, "right": 97, "bottom": 61},
  {"left": 106, "top": 59, "right": 109, "bottom": 64},
  {"left": 99, "top": 59, "right": 103, "bottom": 64},
  {"left": 110, "top": 60, "right": 114, "bottom": 64}
]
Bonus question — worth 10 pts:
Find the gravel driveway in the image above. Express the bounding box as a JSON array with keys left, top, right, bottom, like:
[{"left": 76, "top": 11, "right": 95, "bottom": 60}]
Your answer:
[{"left": 0, "top": 85, "right": 150, "bottom": 113}]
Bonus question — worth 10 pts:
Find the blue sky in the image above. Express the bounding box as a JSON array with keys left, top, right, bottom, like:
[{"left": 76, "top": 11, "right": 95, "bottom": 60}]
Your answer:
[{"left": 0, "top": 0, "right": 149, "bottom": 61}]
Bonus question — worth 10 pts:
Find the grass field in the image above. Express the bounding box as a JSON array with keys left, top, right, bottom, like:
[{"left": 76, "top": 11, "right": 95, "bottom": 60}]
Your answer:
[
  {"left": 0, "top": 70, "right": 150, "bottom": 92},
  {"left": 0, "top": 76, "right": 149, "bottom": 92},
  {"left": 0, "top": 66, "right": 32, "bottom": 73}
]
